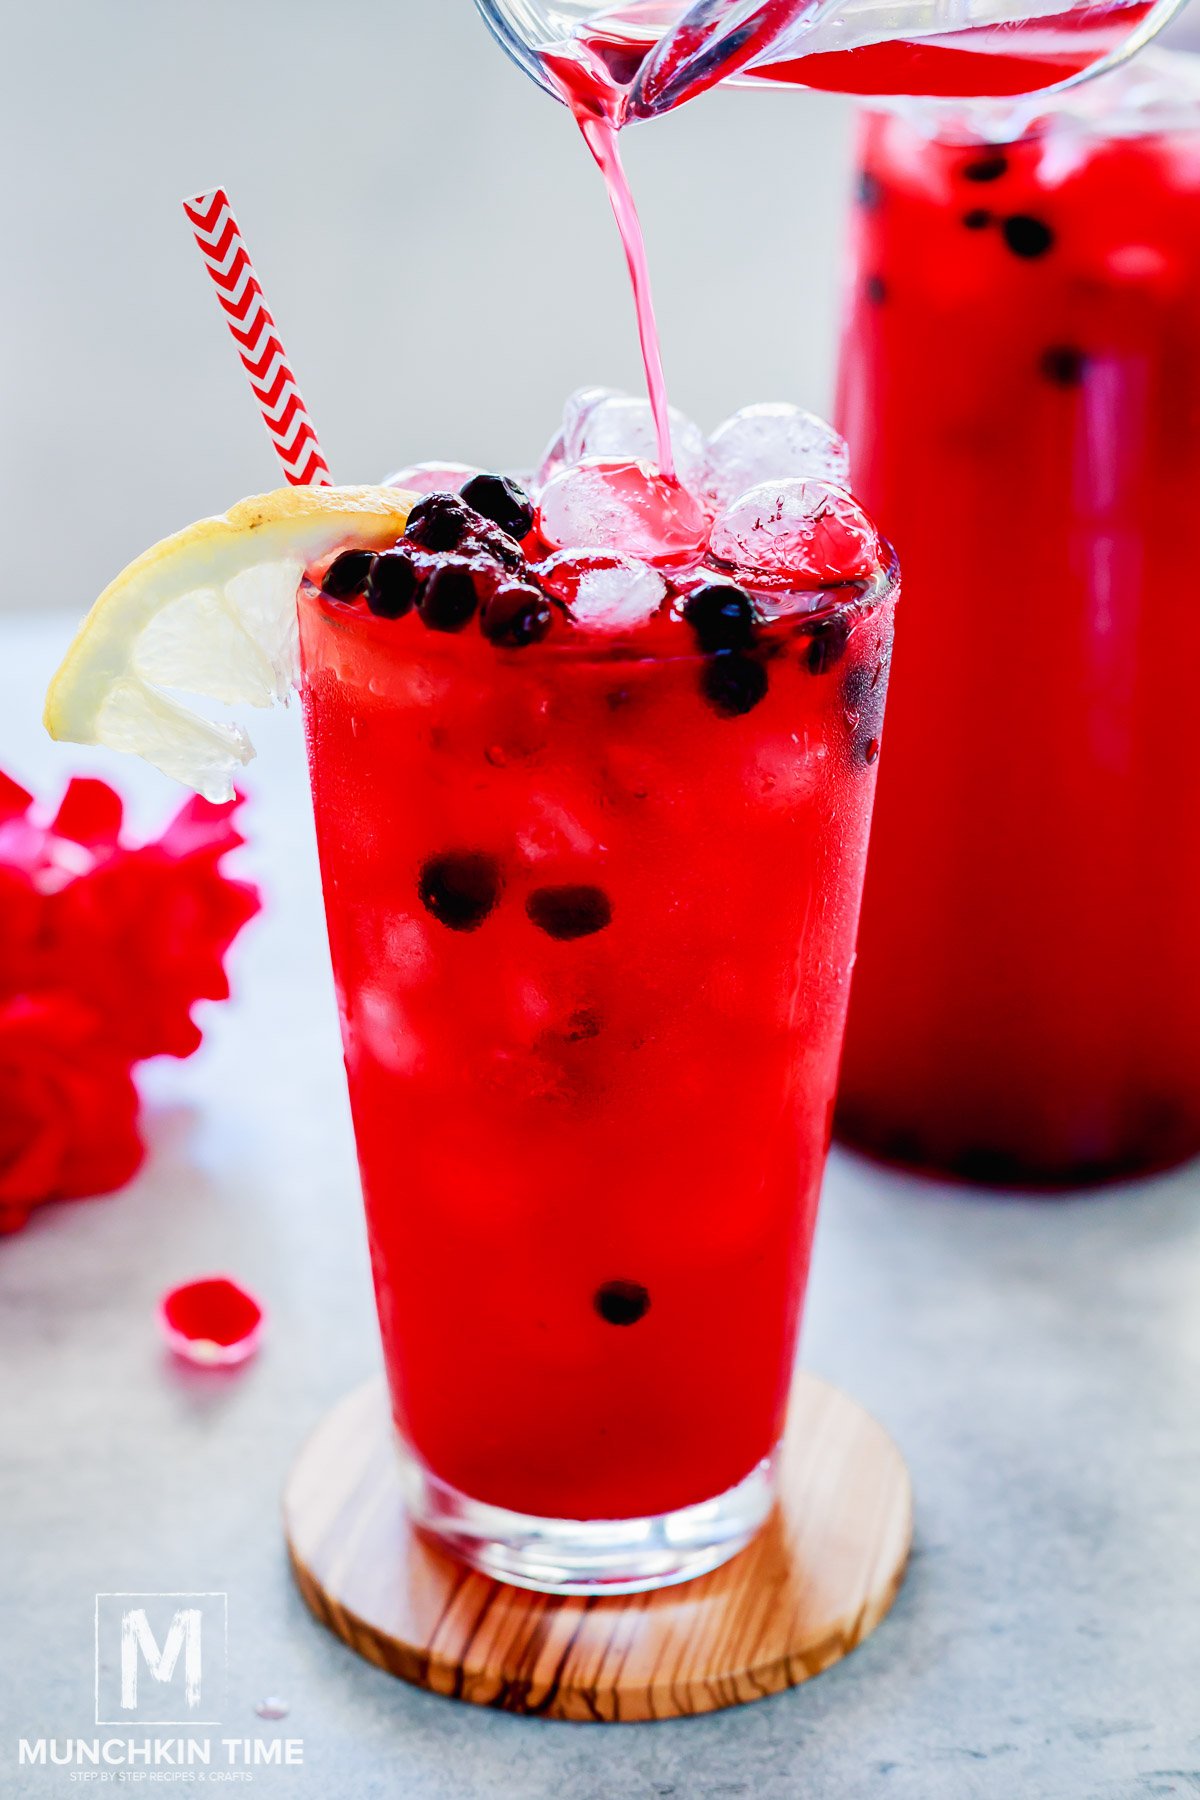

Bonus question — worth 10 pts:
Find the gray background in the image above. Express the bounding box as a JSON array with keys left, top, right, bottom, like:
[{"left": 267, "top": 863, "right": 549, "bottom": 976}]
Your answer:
[
  {"left": 5, "top": 3, "right": 1200, "bottom": 1796},
  {"left": 1, "top": 0, "right": 855, "bottom": 617}
]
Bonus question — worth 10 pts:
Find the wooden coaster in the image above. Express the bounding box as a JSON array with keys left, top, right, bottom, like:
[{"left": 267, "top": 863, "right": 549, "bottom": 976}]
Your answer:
[{"left": 284, "top": 1372, "right": 912, "bottom": 1722}]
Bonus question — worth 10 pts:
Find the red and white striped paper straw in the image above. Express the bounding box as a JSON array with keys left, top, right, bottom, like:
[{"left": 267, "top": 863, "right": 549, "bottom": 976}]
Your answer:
[{"left": 183, "top": 186, "right": 332, "bottom": 487}]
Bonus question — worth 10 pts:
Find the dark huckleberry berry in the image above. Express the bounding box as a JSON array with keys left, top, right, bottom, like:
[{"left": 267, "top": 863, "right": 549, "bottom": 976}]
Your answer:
[
  {"left": 526, "top": 884, "right": 612, "bottom": 941},
  {"left": 1002, "top": 215, "right": 1055, "bottom": 259},
  {"left": 322, "top": 550, "right": 373, "bottom": 600},
  {"left": 481, "top": 580, "right": 554, "bottom": 648},
  {"left": 365, "top": 547, "right": 421, "bottom": 619},
  {"left": 418, "top": 560, "right": 481, "bottom": 632},
  {"left": 702, "top": 652, "right": 769, "bottom": 717},
  {"left": 962, "top": 151, "right": 1008, "bottom": 182},
  {"left": 865, "top": 274, "right": 887, "bottom": 304},
  {"left": 683, "top": 583, "right": 757, "bottom": 654},
  {"left": 460, "top": 474, "right": 535, "bottom": 542},
  {"left": 858, "top": 169, "right": 882, "bottom": 210},
  {"left": 1040, "top": 345, "right": 1086, "bottom": 387},
  {"left": 405, "top": 491, "right": 475, "bottom": 552},
  {"left": 594, "top": 1280, "right": 650, "bottom": 1326},
  {"left": 467, "top": 521, "right": 527, "bottom": 573},
  {"left": 963, "top": 208, "right": 991, "bottom": 231},
  {"left": 805, "top": 613, "right": 852, "bottom": 676},
  {"left": 418, "top": 851, "right": 503, "bottom": 932}
]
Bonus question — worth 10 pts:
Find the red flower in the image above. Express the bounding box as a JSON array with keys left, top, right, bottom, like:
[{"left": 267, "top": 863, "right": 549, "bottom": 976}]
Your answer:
[
  {"left": 0, "top": 770, "right": 260, "bottom": 1228},
  {"left": 0, "top": 994, "right": 143, "bottom": 1235}
]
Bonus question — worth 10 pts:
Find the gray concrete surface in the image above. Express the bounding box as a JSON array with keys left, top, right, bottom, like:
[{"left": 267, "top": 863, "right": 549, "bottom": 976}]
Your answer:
[{"left": 4, "top": 610, "right": 1200, "bottom": 1796}]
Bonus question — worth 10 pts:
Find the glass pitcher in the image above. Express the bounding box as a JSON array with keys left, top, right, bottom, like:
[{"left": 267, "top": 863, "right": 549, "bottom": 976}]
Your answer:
[{"left": 475, "top": 0, "right": 1189, "bottom": 109}]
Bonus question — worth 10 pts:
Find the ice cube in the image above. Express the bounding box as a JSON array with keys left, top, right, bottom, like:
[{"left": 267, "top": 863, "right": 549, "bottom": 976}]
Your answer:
[
  {"left": 516, "top": 792, "right": 602, "bottom": 864},
  {"left": 708, "top": 480, "right": 881, "bottom": 588},
  {"left": 536, "top": 458, "right": 706, "bottom": 567},
  {"left": 539, "top": 550, "right": 667, "bottom": 632},
  {"left": 564, "top": 389, "right": 706, "bottom": 490},
  {"left": 535, "top": 388, "right": 615, "bottom": 490},
  {"left": 563, "top": 385, "right": 620, "bottom": 445},
  {"left": 383, "top": 461, "right": 479, "bottom": 493},
  {"left": 703, "top": 405, "right": 851, "bottom": 512},
  {"left": 536, "top": 429, "right": 568, "bottom": 489},
  {"left": 745, "top": 731, "right": 825, "bottom": 809}
]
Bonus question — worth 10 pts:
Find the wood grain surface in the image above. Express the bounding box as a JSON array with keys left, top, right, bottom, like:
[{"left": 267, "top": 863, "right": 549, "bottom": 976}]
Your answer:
[{"left": 284, "top": 1372, "right": 912, "bottom": 1722}]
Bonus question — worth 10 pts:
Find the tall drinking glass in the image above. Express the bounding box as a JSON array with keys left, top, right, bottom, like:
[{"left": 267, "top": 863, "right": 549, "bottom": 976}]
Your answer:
[
  {"left": 835, "top": 52, "right": 1200, "bottom": 1186},
  {"left": 298, "top": 531, "right": 897, "bottom": 1592}
]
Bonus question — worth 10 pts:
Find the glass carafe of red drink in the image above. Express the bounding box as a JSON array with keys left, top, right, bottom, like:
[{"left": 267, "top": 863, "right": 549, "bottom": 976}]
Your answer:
[
  {"left": 475, "top": 0, "right": 1188, "bottom": 108},
  {"left": 834, "top": 50, "right": 1200, "bottom": 1187}
]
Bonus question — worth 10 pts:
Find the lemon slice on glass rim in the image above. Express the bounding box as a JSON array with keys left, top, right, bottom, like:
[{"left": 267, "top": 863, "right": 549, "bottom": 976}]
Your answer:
[{"left": 44, "top": 485, "right": 415, "bottom": 803}]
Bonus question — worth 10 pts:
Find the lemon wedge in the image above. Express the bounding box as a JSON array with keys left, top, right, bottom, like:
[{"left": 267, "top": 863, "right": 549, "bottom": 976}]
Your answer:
[{"left": 45, "top": 485, "right": 414, "bottom": 802}]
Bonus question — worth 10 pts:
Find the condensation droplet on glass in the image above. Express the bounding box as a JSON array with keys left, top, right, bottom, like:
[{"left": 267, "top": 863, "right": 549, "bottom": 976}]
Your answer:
[
  {"left": 254, "top": 1697, "right": 289, "bottom": 1720},
  {"left": 865, "top": 738, "right": 881, "bottom": 764}
]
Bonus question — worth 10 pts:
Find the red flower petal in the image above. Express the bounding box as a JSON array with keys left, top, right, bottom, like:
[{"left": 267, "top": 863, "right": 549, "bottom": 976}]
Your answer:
[
  {"left": 0, "top": 865, "right": 46, "bottom": 998},
  {"left": 0, "top": 772, "right": 32, "bottom": 823},
  {"left": 159, "top": 1277, "right": 265, "bottom": 1368},
  {"left": 158, "top": 789, "right": 248, "bottom": 860},
  {"left": 51, "top": 777, "right": 124, "bottom": 849}
]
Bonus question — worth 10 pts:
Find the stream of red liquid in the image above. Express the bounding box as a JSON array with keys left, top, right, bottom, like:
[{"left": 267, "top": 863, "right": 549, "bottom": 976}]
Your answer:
[{"left": 541, "top": 43, "right": 679, "bottom": 481}]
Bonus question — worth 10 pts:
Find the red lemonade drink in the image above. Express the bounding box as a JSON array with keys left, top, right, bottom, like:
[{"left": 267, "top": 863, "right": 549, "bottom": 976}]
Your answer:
[
  {"left": 298, "top": 429, "right": 896, "bottom": 1589},
  {"left": 835, "top": 53, "right": 1200, "bottom": 1186}
]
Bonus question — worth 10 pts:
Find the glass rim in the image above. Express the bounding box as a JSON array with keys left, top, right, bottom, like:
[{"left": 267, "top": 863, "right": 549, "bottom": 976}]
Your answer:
[{"left": 874, "top": 43, "right": 1200, "bottom": 149}]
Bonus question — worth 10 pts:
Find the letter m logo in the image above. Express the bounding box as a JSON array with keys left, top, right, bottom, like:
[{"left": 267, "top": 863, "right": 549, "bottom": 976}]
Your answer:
[
  {"left": 121, "top": 1607, "right": 202, "bottom": 1710},
  {"left": 95, "top": 1593, "right": 227, "bottom": 1725}
]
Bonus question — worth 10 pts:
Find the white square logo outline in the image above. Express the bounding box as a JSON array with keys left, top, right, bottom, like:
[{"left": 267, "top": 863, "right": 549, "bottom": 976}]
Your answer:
[{"left": 94, "top": 1591, "right": 228, "bottom": 1726}]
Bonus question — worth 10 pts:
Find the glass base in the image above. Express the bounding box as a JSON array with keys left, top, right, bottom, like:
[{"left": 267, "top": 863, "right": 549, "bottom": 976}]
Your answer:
[{"left": 397, "top": 1447, "right": 778, "bottom": 1596}]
